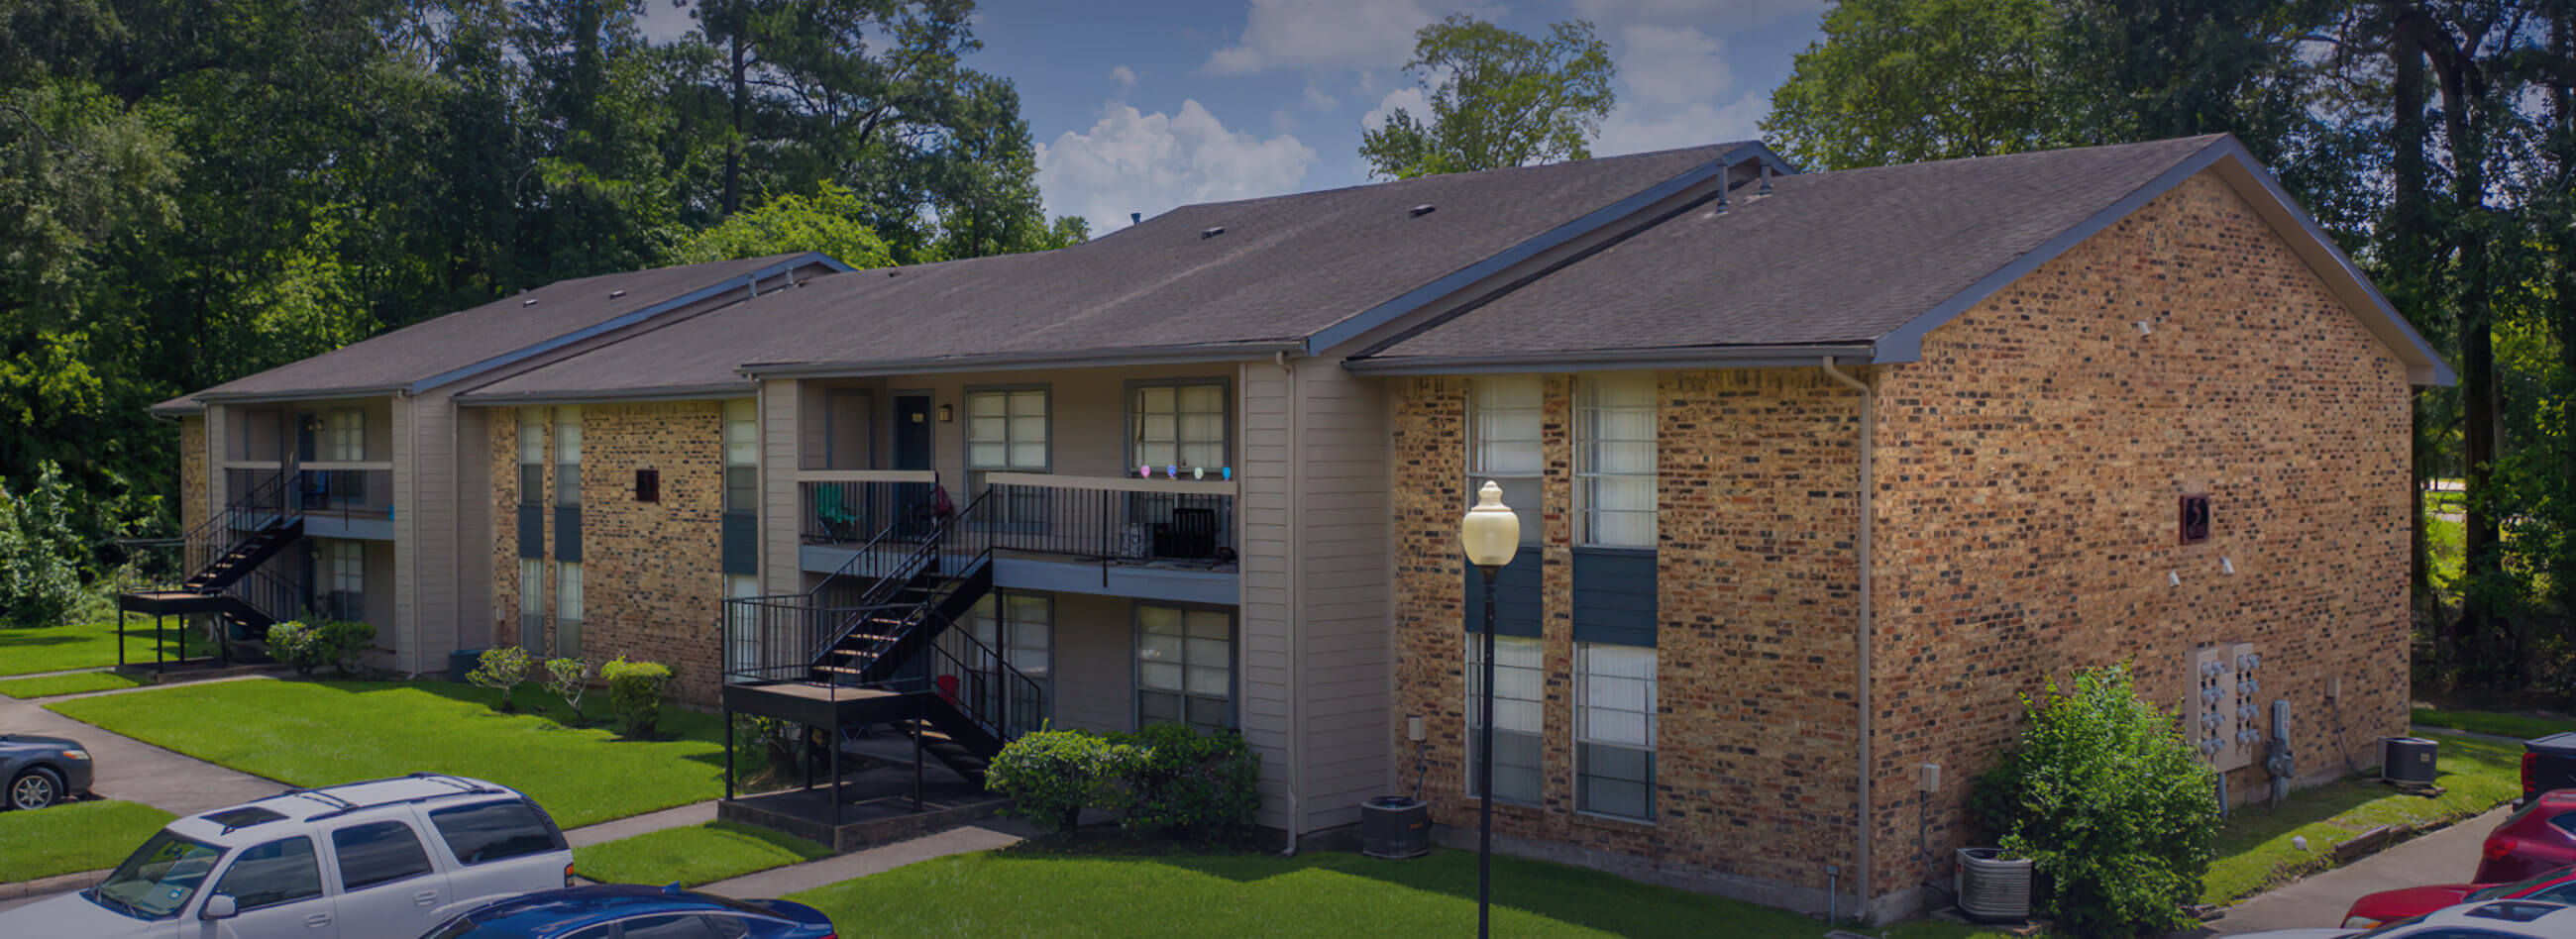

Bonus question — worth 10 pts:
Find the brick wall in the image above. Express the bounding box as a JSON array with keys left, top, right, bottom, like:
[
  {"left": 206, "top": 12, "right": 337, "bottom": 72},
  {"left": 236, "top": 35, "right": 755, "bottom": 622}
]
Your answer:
[
  {"left": 180, "top": 415, "right": 208, "bottom": 533},
  {"left": 1864, "top": 169, "right": 2414, "bottom": 907},
  {"left": 488, "top": 402, "right": 732, "bottom": 705},
  {"left": 1388, "top": 369, "right": 1866, "bottom": 910},
  {"left": 1385, "top": 168, "right": 2415, "bottom": 919}
]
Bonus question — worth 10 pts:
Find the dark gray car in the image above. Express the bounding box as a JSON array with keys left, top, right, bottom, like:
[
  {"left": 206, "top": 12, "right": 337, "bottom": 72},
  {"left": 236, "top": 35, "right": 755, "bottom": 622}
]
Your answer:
[{"left": 1, "top": 733, "right": 94, "bottom": 809}]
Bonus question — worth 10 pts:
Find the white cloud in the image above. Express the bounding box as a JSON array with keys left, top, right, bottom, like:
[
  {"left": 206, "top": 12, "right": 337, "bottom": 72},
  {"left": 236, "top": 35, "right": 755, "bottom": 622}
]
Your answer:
[
  {"left": 1617, "top": 24, "right": 1731, "bottom": 106},
  {"left": 1109, "top": 64, "right": 1139, "bottom": 91},
  {"left": 1203, "top": 0, "right": 1445, "bottom": 74},
  {"left": 1571, "top": 0, "right": 1827, "bottom": 28},
  {"left": 1302, "top": 81, "right": 1340, "bottom": 111},
  {"left": 1036, "top": 100, "right": 1319, "bottom": 234},
  {"left": 1593, "top": 89, "right": 1770, "bottom": 156},
  {"left": 1360, "top": 86, "right": 1432, "bottom": 133}
]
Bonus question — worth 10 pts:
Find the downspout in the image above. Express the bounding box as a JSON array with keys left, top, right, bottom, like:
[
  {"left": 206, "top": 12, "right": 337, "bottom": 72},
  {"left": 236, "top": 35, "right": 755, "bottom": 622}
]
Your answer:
[
  {"left": 1276, "top": 350, "right": 1304, "bottom": 857},
  {"left": 400, "top": 388, "right": 419, "bottom": 677},
  {"left": 1820, "top": 359, "right": 1875, "bottom": 923},
  {"left": 452, "top": 394, "right": 464, "bottom": 671}
]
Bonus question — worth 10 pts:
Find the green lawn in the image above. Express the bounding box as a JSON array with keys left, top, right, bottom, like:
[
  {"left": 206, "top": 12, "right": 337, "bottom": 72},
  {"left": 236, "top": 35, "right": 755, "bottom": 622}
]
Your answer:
[
  {"left": 575, "top": 822, "right": 829, "bottom": 887},
  {"left": 50, "top": 678, "right": 753, "bottom": 829},
  {"left": 0, "top": 621, "right": 177, "bottom": 677},
  {"left": 0, "top": 800, "right": 176, "bottom": 884},
  {"left": 2413, "top": 706, "right": 2574, "bottom": 741},
  {"left": 0, "top": 671, "right": 151, "bottom": 699},
  {"left": 2201, "top": 730, "right": 2520, "bottom": 904},
  {"left": 785, "top": 848, "right": 2002, "bottom": 938}
]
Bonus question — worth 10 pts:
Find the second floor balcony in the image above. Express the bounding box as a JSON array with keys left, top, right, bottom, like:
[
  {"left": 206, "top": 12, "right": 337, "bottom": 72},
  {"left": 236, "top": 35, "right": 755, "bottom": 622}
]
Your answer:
[{"left": 797, "top": 470, "right": 1238, "bottom": 606}]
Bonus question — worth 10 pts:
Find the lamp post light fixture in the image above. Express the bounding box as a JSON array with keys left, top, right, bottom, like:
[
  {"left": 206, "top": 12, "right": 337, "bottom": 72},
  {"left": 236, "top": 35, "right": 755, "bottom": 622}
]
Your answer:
[{"left": 1459, "top": 480, "right": 1521, "bottom": 939}]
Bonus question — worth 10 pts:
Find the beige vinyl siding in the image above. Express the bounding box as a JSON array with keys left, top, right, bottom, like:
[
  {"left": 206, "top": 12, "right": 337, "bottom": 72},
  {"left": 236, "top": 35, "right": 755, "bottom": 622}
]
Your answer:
[
  {"left": 1289, "top": 358, "right": 1391, "bottom": 832},
  {"left": 1234, "top": 360, "right": 1294, "bottom": 831},
  {"left": 391, "top": 394, "right": 417, "bottom": 672},
  {"left": 454, "top": 406, "right": 493, "bottom": 651},
  {"left": 365, "top": 540, "right": 397, "bottom": 629},
  {"left": 405, "top": 391, "right": 466, "bottom": 674},
  {"left": 761, "top": 378, "right": 801, "bottom": 595},
  {"left": 1048, "top": 591, "right": 1136, "bottom": 733}
]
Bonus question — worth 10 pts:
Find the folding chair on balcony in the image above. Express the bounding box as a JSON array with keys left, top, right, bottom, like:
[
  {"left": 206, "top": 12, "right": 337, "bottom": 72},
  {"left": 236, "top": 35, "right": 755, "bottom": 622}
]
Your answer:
[{"left": 815, "top": 485, "right": 860, "bottom": 543}]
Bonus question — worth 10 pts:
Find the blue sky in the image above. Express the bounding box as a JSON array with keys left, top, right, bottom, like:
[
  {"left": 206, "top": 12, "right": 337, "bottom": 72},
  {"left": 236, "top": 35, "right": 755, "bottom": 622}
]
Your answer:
[{"left": 638, "top": 0, "right": 1830, "bottom": 235}]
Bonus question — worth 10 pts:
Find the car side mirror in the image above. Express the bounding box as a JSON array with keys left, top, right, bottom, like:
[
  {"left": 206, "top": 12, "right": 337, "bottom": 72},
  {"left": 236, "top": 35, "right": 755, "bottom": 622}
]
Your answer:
[{"left": 201, "top": 894, "right": 239, "bottom": 920}]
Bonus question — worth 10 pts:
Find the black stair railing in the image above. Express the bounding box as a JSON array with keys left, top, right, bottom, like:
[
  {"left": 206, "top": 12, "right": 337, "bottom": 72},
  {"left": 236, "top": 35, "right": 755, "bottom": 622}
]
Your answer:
[
  {"left": 718, "top": 491, "right": 942, "bottom": 685},
  {"left": 808, "top": 490, "right": 992, "bottom": 666},
  {"left": 223, "top": 566, "right": 303, "bottom": 630},
  {"left": 181, "top": 466, "right": 303, "bottom": 577},
  {"left": 912, "top": 608, "right": 1046, "bottom": 744}
]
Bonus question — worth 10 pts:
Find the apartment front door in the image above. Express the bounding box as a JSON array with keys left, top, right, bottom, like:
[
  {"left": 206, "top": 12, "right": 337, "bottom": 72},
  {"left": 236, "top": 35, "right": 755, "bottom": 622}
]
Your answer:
[{"left": 894, "top": 393, "right": 934, "bottom": 534}]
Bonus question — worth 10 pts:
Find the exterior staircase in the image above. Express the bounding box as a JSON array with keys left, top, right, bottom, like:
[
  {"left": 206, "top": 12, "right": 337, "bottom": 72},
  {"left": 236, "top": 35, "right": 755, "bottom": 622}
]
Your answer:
[{"left": 117, "top": 470, "right": 307, "bottom": 666}]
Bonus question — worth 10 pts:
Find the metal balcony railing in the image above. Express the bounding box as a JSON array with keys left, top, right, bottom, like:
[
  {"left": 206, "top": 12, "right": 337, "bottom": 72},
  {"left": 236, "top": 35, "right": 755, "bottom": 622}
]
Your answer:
[
  {"left": 982, "top": 472, "right": 1236, "bottom": 566},
  {"left": 797, "top": 470, "right": 939, "bottom": 546}
]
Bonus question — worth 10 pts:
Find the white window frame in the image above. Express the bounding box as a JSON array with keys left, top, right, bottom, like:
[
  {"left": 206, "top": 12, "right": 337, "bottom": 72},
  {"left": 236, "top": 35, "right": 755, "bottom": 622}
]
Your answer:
[
  {"left": 1135, "top": 604, "right": 1234, "bottom": 733},
  {"left": 952, "top": 592, "right": 1053, "bottom": 735},
  {"left": 1465, "top": 635, "right": 1545, "bottom": 804},
  {"left": 321, "top": 409, "right": 366, "bottom": 462},
  {"left": 1574, "top": 374, "right": 1657, "bottom": 549},
  {"left": 966, "top": 388, "right": 1048, "bottom": 525},
  {"left": 1467, "top": 376, "right": 1545, "bottom": 546},
  {"left": 722, "top": 574, "right": 765, "bottom": 677},
  {"left": 554, "top": 561, "right": 583, "bottom": 659},
  {"left": 322, "top": 540, "right": 363, "bottom": 622},
  {"left": 554, "top": 405, "right": 583, "bottom": 508},
  {"left": 517, "top": 408, "right": 547, "bottom": 507},
  {"left": 722, "top": 399, "right": 758, "bottom": 516},
  {"left": 518, "top": 558, "right": 546, "bottom": 657},
  {"left": 1128, "top": 381, "right": 1229, "bottom": 471},
  {"left": 1574, "top": 642, "right": 1658, "bottom": 820}
]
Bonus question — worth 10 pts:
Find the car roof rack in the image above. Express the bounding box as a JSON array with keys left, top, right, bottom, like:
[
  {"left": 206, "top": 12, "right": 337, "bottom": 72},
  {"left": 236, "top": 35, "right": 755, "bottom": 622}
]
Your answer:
[{"left": 289, "top": 773, "right": 510, "bottom": 822}]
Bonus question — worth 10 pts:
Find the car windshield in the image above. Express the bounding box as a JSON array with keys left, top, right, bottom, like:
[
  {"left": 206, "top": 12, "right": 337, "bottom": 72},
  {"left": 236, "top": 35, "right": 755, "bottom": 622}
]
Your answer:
[
  {"left": 2470, "top": 865, "right": 2576, "bottom": 901},
  {"left": 88, "top": 829, "right": 225, "bottom": 919}
]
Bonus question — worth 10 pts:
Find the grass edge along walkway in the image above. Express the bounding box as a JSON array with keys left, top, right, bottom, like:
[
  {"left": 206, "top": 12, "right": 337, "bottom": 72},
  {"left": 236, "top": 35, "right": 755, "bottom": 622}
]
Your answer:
[
  {"left": 575, "top": 822, "right": 830, "bottom": 888},
  {"left": 2200, "top": 729, "right": 2521, "bottom": 905},
  {"left": 0, "top": 622, "right": 174, "bottom": 678},
  {"left": 0, "top": 800, "right": 175, "bottom": 885},
  {"left": 0, "top": 671, "right": 150, "bottom": 699},
  {"left": 48, "top": 678, "right": 753, "bottom": 830}
]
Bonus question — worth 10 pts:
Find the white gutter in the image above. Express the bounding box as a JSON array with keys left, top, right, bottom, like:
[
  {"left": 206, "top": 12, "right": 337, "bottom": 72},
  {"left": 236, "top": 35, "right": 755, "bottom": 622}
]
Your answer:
[{"left": 1820, "top": 359, "right": 1875, "bottom": 922}]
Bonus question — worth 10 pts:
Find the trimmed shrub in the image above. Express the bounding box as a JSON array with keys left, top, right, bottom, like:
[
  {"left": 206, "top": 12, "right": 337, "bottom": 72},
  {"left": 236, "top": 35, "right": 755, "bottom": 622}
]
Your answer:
[
  {"left": 267, "top": 621, "right": 317, "bottom": 674},
  {"left": 1972, "top": 664, "right": 2218, "bottom": 938},
  {"left": 544, "top": 658, "right": 593, "bottom": 724},
  {"left": 986, "top": 727, "right": 1136, "bottom": 831},
  {"left": 468, "top": 647, "right": 532, "bottom": 712},
  {"left": 601, "top": 657, "right": 675, "bottom": 739},
  {"left": 268, "top": 619, "right": 372, "bottom": 676},
  {"left": 1112, "top": 723, "right": 1261, "bottom": 841}
]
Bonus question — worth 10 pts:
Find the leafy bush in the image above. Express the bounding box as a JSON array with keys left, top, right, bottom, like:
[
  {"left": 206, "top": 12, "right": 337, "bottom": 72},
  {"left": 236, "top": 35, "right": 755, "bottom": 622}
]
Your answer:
[
  {"left": 986, "top": 727, "right": 1137, "bottom": 831},
  {"left": 1972, "top": 664, "right": 2217, "bottom": 938},
  {"left": 0, "top": 463, "right": 84, "bottom": 629},
  {"left": 545, "top": 658, "right": 593, "bottom": 723},
  {"left": 468, "top": 647, "right": 532, "bottom": 712},
  {"left": 1112, "top": 723, "right": 1261, "bottom": 841},
  {"left": 270, "top": 619, "right": 372, "bottom": 676},
  {"left": 601, "top": 657, "right": 675, "bottom": 739}
]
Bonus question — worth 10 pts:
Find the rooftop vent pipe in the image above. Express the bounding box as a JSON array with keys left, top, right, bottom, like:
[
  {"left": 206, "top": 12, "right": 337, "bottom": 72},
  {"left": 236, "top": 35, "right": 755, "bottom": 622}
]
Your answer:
[
  {"left": 1201, "top": 226, "right": 1226, "bottom": 239},
  {"left": 1130, "top": 212, "right": 1141, "bottom": 225},
  {"left": 521, "top": 298, "right": 538, "bottom": 307},
  {"left": 609, "top": 289, "right": 627, "bottom": 299},
  {"left": 1409, "top": 204, "right": 1436, "bottom": 217}
]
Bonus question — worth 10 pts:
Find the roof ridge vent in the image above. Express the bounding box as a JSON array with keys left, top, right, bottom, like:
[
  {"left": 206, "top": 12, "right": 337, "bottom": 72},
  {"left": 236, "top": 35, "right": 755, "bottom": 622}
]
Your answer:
[
  {"left": 1409, "top": 204, "right": 1436, "bottom": 217},
  {"left": 1201, "top": 226, "right": 1226, "bottom": 239}
]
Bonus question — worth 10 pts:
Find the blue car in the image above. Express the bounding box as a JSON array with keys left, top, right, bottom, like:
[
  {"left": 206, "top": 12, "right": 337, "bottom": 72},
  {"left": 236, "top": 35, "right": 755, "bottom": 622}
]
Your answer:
[{"left": 420, "top": 884, "right": 835, "bottom": 939}]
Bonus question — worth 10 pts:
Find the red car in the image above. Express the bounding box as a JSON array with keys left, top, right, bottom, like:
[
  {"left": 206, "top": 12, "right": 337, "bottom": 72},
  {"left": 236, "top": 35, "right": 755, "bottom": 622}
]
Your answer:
[
  {"left": 2341, "top": 865, "right": 2576, "bottom": 929},
  {"left": 2478, "top": 791, "right": 2576, "bottom": 884}
]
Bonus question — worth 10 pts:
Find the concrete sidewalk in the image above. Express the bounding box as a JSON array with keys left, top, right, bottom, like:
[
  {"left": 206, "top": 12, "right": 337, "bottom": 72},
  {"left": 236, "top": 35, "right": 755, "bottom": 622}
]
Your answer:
[
  {"left": 698, "top": 818, "right": 1038, "bottom": 898},
  {"left": 2183, "top": 805, "right": 2509, "bottom": 936},
  {"left": 0, "top": 675, "right": 291, "bottom": 817}
]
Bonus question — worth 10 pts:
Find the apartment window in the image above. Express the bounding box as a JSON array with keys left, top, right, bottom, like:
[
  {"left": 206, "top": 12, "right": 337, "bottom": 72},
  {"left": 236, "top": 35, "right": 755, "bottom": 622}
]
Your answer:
[
  {"left": 1130, "top": 382, "right": 1227, "bottom": 470},
  {"left": 519, "top": 558, "right": 546, "bottom": 656},
  {"left": 321, "top": 409, "right": 366, "bottom": 462},
  {"left": 1136, "top": 604, "right": 1232, "bottom": 734},
  {"left": 1465, "top": 635, "right": 1545, "bottom": 803},
  {"left": 967, "top": 389, "right": 1047, "bottom": 524},
  {"left": 1467, "top": 376, "right": 1544, "bottom": 544},
  {"left": 321, "top": 541, "right": 363, "bottom": 622},
  {"left": 1575, "top": 643, "right": 1657, "bottom": 819},
  {"left": 554, "top": 405, "right": 583, "bottom": 507},
  {"left": 954, "top": 592, "right": 1052, "bottom": 734},
  {"left": 723, "top": 399, "right": 758, "bottom": 515},
  {"left": 1575, "top": 375, "right": 1657, "bottom": 548},
  {"left": 722, "top": 574, "right": 763, "bottom": 676},
  {"left": 517, "top": 409, "right": 546, "bottom": 506},
  {"left": 554, "top": 562, "right": 583, "bottom": 659}
]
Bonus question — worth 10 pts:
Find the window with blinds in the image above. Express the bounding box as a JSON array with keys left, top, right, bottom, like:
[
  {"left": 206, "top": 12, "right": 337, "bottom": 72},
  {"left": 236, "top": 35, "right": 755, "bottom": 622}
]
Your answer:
[
  {"left": 1575, "top": 375, "right": 1657, "bottom": 548},
  {"left": 1575, "top": 643, "right": 1657, "bottom": 819},
  {"left": 1136, "top": 604, "right": 1232, "bottom": 733},
  {"left": 723, "top": 399, "right": 757, "bottom": 516}
]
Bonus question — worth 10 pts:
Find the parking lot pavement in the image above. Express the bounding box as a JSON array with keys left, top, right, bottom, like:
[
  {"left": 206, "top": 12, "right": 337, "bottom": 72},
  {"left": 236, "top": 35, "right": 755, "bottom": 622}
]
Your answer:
[{"left": 2177, "top": 805, "right": 2510, "bottom": 936}]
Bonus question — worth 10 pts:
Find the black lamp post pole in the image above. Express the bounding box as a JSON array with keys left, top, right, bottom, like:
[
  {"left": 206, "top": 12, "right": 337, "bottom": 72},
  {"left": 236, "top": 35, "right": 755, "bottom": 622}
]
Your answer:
[{"left": 1476, "top": 563, "right": 1499, "bottom": 939}]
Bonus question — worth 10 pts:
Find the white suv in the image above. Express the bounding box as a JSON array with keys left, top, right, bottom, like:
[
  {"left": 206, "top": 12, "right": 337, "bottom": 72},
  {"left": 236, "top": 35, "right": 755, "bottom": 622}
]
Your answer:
[{"left": 0, "top": 773, "right": 574, "bottom": 937}]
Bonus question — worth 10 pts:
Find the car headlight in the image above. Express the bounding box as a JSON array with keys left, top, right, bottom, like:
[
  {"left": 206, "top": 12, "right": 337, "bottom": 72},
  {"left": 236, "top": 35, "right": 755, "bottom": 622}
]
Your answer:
[
  {"left": 58, "top": 749, "right": 90, "bottom": 761},
  {"left": 2341, "top": 916, "right": 2381, "bottom": 929}
]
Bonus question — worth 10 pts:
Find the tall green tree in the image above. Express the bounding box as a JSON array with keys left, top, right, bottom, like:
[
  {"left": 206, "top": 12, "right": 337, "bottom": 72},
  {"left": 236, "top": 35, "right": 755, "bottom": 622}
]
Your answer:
[{"left": 1358, "top": 14, "right": 1617, "bottom": 179}]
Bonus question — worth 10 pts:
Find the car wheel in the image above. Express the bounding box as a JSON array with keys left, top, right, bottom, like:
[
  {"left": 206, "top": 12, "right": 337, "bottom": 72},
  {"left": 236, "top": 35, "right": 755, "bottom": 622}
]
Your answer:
[{"left": 9, "top": 767, "right": 63, "bottom": 810}]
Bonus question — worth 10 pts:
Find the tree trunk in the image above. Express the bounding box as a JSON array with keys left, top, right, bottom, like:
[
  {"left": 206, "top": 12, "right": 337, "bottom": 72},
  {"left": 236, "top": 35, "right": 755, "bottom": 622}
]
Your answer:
[
  {"left": 725, "top": 29, "right": 748, "bottom": 218},
  {"left": 2390, "top": 32, "right": 2435, "bottom": 622}
]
